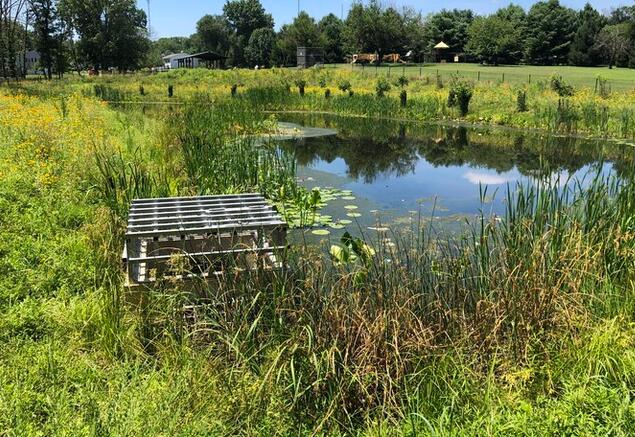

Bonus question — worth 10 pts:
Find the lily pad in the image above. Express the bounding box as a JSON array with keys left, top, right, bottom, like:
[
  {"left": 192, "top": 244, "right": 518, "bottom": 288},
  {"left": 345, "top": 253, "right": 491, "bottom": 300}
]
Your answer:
[
  {"left": 347, "top": 212, "right": 362, "bottom": 218},
  {"left": 312, "top": 229, "right": 331, "bottom": 236},
  {"left": 339, "top": 219, "right": 352, "bottom": 224},
  {"left": 329, "top": 223, "right": 345, "bottom": 229},
  {"left": 341, "top": 196, "right": 356, "bottom": 200},
  {"left": 344, "top": 205, "right": 358, "bottom": 210}
]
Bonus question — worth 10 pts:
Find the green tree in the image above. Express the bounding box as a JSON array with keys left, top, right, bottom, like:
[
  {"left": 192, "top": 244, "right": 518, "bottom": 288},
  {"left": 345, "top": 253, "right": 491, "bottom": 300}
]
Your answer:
[
  {"left": 568, "top": 3, "right": 606, "bottom": 66},
  {"left": 245, "top": 27, "right": 275, "bottom": 67},
  {"left": 344, "top": 0, "right": 406, "bottom": 65},
  {"left": 223, "top": 0, "right": 273, "bottom": 66},
  {"left": 195, "top": 14, "right": 231, "bottom": 59},
  {"left": 524, "top": 0, "right": 576, "bottom": 65},
  {"left": 595, "top": 23, "right": 632, "bottom": 68},
  {"left": 59, "top": 0, "right": 149, "bottom": 71},
  {"left": 318, "top": 13, "right": 343, "bottom": 63},
  {"left": 422, "top": 9, "right": 474, "bottom": 53},
  {"left": 274, "top": 11, "right": 322, "bottom": 66},
  {"left": 29, "top": 0, "right": 62, "bottom": 79},
  {"left": 466, "top": 15, "right": 522, "bottom": 65}
]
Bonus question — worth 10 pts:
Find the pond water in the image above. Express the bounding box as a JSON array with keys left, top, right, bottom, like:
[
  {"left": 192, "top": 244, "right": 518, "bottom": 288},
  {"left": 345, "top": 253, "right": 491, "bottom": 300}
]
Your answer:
[{"left": 278, "top": 113, "right": 635, "bottom": 233}]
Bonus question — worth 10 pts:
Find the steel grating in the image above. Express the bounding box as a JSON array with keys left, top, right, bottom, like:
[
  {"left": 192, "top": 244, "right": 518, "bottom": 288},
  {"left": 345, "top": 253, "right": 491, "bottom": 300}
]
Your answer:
[{"left": 123, "top": 193, "right": 288, "bottom": 287}]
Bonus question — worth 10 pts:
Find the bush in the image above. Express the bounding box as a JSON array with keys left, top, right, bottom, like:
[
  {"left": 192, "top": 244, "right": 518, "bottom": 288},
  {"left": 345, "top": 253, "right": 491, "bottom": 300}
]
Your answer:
[
  {"left": 338, "top": 79, "right": 352, "bottom": 93},
  {"left": 168, "top": 85, "right": 174, "bottom": 98},
  {"left": 448, "top": 79, "right": 474, "bottom": 116},
  {"left": 549, "top": 75, "right": 574, "bottom": 97},
  {"left": 517, "top": 90, "right": 528, "bottom": 112},
  {"left": 436, "top": 74, "right": 444, "bottom": 89},
  {"left": 400, "top": 90, "right": 407, "bottom": 107},
  {"left": 596, "top": 76, "right": 610, "bottom": 99},
  {"left": 375, "top": 77, "right": 391, "bottom": 97},
  {"left": 231, "top": 84, "right": 238, "bottom": 97},
  {"left": 324, "top": 88, "right": 331, "bottom": 99},
  {"left": 139, "top": 85, "right": 145, "bottom": 96},
  {"left": 396, "top": 75, "right": 409, "bottom": 88},
  {"left": 295, "top": 79, "right": 306, "bottom": 96}
]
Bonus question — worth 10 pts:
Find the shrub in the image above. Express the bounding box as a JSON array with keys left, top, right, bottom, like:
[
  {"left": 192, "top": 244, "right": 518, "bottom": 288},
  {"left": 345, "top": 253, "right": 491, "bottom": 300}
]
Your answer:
[
  {"left": 436, "top": 74, "right": 444, "bottom": 89},
  {"left": 517, "top": 90, "right": 528, "bottom": 112},
  {"left": 596, "top": 76, "right": 610, "bottom": 99},
  {"left": 338, "top": 79, "right": 352, "bottom": 93},
  {"left": 448, "top": 79, "right": 474, "bottom": 116},
  {"left": 295, "top": 79, "right": 306, "bottom": 96},
  {"left": 168, "top": 85, "right": 174, "bottom": 98},
  {"left": 231, "top": 84, "right": 238, "bottom": 97},
  {"left": 549, "top": 75, "right": 574, "bottom": 97},
  {"left": 396, "top": 75, "right": 409, "bottom": 88},
  {"left": 375, "top": 77, "right": 391, "bottom": 97},
  {"left": 139, "top": 85, "right": 145, "bottom": 96},
  {"left": 318, "top": 76, "right": 328, "bottom": 88},
  {"left": 324, "top": 88, "right": 331, "bottom": 99},
  {"left": 400, "top": 90, "right": 407, "bottom": 107}
]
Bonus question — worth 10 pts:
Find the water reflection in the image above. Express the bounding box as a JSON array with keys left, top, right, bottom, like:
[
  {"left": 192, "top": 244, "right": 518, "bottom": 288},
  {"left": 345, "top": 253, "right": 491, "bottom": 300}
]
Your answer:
[
  {"left": 281, "top": 113, "right": 635, "bottom": 183},
  {"left": 280, "top": 113, "right": 635, "bottom": 218}
]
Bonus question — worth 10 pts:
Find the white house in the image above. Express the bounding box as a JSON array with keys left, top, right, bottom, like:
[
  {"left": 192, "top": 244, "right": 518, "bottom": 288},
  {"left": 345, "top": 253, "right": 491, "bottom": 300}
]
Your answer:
[{"left": 162, "top": 53, "right": 199, "bottom": 69}]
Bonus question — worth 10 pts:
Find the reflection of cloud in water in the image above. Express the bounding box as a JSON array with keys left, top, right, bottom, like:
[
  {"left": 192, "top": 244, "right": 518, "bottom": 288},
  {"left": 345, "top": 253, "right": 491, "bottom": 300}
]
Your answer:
[{"left": 463, "top": 171, "right": 515, "bottom": 185}]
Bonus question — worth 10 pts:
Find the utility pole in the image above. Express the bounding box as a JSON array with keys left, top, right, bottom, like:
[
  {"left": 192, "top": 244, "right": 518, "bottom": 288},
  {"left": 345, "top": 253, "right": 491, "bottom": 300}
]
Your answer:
[{"left": 146, "top": 0, "right": 151, "bottom": 34}]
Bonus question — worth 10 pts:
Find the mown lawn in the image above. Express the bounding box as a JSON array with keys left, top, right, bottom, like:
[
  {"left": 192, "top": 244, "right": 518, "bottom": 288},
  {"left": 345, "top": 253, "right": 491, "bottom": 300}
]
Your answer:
[{"left": 329, "top": 62, "right": 635, "bottom": 91}]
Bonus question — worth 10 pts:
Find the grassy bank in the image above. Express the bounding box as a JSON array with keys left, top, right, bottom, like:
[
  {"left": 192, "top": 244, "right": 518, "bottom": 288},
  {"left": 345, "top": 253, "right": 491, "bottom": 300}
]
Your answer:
[
  {"left": 14, "top": 67, "right": 634, "bottom": 141},
  {"left": 1, "top": 84, "right": 635, "bottom": 435}
]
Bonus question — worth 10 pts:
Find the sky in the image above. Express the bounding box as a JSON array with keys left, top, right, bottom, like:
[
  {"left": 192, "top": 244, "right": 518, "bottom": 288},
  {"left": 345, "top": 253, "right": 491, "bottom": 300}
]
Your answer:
[{"left": 139, "top": 0, "right": 630, "bottom": 39}]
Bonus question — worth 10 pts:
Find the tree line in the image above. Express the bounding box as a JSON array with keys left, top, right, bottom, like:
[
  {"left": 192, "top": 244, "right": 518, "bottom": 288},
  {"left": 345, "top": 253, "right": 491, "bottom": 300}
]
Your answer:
[
  {"left": 1, "top": 0, "right": 634, "bottom": 79},
  {"left": 155, "top": 0, "right": 635, "bottom": 69},
  {"left": 0, "top": 0, "right": 148, "bottom": 78}
]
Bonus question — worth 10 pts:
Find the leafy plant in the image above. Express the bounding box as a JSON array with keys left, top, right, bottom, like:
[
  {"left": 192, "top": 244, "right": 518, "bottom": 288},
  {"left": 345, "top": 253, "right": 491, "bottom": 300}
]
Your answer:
[
  {"left": 375, "top": 77, "right": 391, "bottom": 97},
  {"left": 549, "top": 75, "right": 574, "bottom": 97},
  {"left": 448, "top": 79, "right": 474, "bottom": 116},
  {"left": 517, "top": 90, "right": 528, "bottom": 112},
  {"left": 338, "top": 79, "right": 351, "bottom": 93},
  {"left": 295, "top": 79, "right": 306, "bottom": 96}
]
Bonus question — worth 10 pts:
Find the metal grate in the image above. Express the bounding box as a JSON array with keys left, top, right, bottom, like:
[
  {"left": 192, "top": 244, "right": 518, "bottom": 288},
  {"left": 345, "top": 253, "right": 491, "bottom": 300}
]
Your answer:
[{"left": 123, "top": 193, "right": 288, "bottom": 287}]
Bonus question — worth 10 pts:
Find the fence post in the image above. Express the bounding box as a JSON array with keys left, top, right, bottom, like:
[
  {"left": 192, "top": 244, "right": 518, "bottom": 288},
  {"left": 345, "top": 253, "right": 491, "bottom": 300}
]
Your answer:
[
  {"left": 502, "top": 73, "right": 505, "bottom": 83},
  {"left": 376, "top": 65, "right": 378, "bottom": 76},
  {"left": 477, "top": 71, "right": 480, "bottom": 81},
  {"left": 388, "top": 66, "right": 391, "bottom": 77},
  {"left": 403, "top": 66, "right": 405, "bottom": 76},
  {"left": 419, "top": 66, "right": 422, "bottom": 77},
  {"left": 528, "top": 74, "right": 531, "bottom": 84}
]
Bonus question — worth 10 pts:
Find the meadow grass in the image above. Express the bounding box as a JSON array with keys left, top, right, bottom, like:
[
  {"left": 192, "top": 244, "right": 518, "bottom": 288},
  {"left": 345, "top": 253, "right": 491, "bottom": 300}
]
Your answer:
[
  {"left": 26, "top": 67, "right": 633, "bottom": 141},
  {"left": 1, "top": 81, "right": 635, "bottom": 435}
]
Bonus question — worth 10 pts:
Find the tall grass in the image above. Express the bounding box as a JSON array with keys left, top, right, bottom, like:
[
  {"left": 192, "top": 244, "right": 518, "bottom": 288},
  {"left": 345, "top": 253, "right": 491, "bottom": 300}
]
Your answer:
[{"left": 133, "top": 168, "right": 635, "bottom": 431}]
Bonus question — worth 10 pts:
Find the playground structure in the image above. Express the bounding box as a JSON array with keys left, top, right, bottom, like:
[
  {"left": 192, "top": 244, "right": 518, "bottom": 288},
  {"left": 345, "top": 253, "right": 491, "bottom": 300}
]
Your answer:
[{"left": 351, "top": 53, "right": 406, "bottom": 64}]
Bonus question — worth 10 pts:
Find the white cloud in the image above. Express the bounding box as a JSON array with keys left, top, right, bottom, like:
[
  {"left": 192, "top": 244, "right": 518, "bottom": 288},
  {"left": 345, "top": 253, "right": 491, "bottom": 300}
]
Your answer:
[{"left": 462, "top": 171, "right": 514, "bottom": 185}]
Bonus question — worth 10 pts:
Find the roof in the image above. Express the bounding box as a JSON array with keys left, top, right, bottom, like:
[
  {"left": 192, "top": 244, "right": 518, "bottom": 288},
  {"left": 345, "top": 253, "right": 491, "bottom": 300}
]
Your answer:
[
  {"left": 184, "top": 51, "right": 226, "bottom": 61},
  {"left": 162, "top": 52, "right": 190, "bottom": 61},
  {"left": 434, "top": 41, "right": 450, "bottom": 49}
]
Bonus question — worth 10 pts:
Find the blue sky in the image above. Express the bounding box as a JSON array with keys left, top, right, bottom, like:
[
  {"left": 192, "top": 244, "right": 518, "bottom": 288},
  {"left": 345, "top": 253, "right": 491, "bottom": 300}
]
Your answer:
[{"left": 139, "top": 0, "right": 629, "bottom": 39}]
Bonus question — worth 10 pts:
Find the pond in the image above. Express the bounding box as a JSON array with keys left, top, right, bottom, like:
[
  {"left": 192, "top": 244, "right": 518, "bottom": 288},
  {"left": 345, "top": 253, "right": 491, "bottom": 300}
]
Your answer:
[{"left": 277, "top": 113, "right": 635, "bottom": 234}]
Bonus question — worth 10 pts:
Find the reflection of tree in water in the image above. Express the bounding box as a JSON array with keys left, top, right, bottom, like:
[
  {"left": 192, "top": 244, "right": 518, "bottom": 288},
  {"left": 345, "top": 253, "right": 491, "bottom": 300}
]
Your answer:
[{"left": 278, "top": 113, "right": 635, "bottom": 182}]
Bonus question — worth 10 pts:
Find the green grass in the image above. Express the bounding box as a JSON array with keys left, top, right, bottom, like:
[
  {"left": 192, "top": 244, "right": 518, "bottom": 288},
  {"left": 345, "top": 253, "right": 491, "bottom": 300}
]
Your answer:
[
  {"left": 2, "top": 81, "right": 635, "bottom": 435},
  {"left": 336, "top": 62, "right": 635, "bottom": 91}
]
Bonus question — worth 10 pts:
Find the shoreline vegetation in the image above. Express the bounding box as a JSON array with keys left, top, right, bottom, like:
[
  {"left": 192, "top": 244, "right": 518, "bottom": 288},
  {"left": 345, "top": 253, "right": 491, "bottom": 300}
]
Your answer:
[
  {"left": 1, "top": 71, "right": 635, "bottom": 435},
  {"left": 12, "top": 67, "right": 635, "bottom": 142}
]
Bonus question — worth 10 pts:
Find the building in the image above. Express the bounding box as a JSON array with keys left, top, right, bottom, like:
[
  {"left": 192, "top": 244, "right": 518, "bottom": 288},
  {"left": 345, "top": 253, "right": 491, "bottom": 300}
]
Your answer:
[
  {"left": 162, "top": 53, "right": 199, "bottom": 69},
  {"left": 24, "top": 50, "right": 41, "bottom": 73},
  {"left": 297, "top": 47, "right": 324, "bottom": 68}
]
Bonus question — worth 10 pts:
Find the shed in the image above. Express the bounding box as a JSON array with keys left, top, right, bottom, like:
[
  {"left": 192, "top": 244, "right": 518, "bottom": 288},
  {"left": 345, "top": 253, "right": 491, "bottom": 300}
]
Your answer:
[
  {"left": 122, "top": 193, "right": 288, "bottom": 288},
  {"left": 297, "top": 47, "right": 324, "bottom": 68},
  {"left": 180, "top": 51, "right": 226, "bottom": 69}
]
